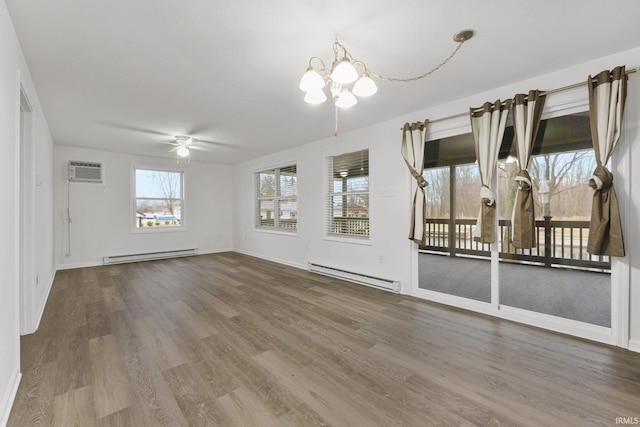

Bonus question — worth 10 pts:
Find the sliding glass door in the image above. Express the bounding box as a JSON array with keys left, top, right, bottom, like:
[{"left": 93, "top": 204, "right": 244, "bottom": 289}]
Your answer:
[
  {"left": 419, "top": 134, "right": 490, "bottom": 303},
  {"left": 497, "top": 112, "right": 610, "bottom": 326},
  {"left": 417, "top": 109, "right": 611, "bottom": 329}
]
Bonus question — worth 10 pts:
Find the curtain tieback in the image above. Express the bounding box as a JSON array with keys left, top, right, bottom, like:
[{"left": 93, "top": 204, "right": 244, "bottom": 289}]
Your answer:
[
  {"left": 514, "top": 170, "right": 532, "bottom": 191},
  {"left": 589, "top": 165, "right": 613, "bottom": 191},
  {"left": 480, "top": 185, "right": 495, "bottom": 206},
  {"left": 411, "top": 171, "right": 429, "bottom": 188}
]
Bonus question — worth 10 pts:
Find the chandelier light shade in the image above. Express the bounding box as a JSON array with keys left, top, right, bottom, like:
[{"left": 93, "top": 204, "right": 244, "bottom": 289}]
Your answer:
[
  {"left": 300, "top": 30, "right": 474, "bottom": 135},
  {"left": 331, "top": 58, "right": 359, "bottom": 84},
  {"left": 335, "top": 89, "right": 358, "bottom": 108},
  {"left": 304, "top": 88, "right": 327, "bottom": 104},
  {"left": 352, "top": 73, "right": 377, "bottom": 97},
  {"left": 299, "top": 67, "right": 325, "bottom": 92}
]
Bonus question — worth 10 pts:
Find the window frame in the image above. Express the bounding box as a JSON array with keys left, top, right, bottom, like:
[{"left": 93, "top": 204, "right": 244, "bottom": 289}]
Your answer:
[
  {"left": 413, "top": 87, "right": 630, "bottom": 347},
  {"left": 325, "top": 148, "right": 371, "bottom": 242},
  {"left": 131, "top": 165, "right": 186, "bottom": 234},
  {"left": 255, "top": 163, "right": 298, "bottom": 234}
]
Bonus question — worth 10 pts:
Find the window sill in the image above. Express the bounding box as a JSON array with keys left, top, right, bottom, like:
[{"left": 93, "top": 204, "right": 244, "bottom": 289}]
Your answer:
[
  {"left": 323, "top": 234, "right": 372, "bottom": 246},
  {"left": 131, "top": 226, "right": 187, "bottom": 234},
  {"left": 254, "top": 227, "right": 299, "bottom": 237}
]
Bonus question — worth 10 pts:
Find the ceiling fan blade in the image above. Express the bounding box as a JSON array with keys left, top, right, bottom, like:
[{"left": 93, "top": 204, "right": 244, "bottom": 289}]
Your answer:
[
  {"left": 186, "top": 125, "right": 217, "bottom": 136},
  {"left": 196, "top": 139, "right": 241, "bottom": 149},
  {"left": 95, "top": 121, "right": 173, "bottom": 138},
  {"left": 190, "top": 145, "right": 211, "bottom": 152}
]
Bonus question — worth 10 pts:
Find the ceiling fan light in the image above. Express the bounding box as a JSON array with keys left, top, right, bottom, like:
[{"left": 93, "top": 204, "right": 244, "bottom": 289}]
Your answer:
[
  {"left": 331, "top": 59, "right": 358, "bottom": 84},
  {"left": 353, "top": 75, "right": 378, "bottom": 97},
  {"left": 299, "top": 68, "right": 325, "bottom": 92},
  {"left": 304, "top": 89, "right": 327, "bottom": 104},
  {"left": 177, "top": 146, "right": 190, "bottom": 158},
  {"left": 334, "top": 89, "right": 357, "bottom": 109}
]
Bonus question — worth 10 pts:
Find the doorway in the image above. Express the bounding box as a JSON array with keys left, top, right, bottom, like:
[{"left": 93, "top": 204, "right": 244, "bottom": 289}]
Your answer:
[
  {"left": 19, "top": 86, "right": 35, "bottom": 335},
  {"left": 416, "top": 106, "right": 614, "bottom": 341}
]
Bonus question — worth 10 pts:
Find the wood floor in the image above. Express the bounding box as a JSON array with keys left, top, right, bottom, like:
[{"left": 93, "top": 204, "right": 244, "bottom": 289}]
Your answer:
[{"left": 8, "top": 252, "right": 640, "bottom": 426}]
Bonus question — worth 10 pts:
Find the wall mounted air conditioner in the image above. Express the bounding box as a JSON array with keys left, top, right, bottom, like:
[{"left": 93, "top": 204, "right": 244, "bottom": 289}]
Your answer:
[{"left": 68, "top": 160, "right": 102, "bottom": 183}]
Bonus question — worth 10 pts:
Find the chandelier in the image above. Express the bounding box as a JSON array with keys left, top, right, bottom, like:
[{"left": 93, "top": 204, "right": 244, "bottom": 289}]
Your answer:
[{"left": 299, "top": 30, "right": 474, "bottom": 135}]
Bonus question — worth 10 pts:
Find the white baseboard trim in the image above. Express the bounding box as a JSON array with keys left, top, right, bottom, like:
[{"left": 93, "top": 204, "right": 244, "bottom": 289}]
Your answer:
[
  {"left": 233, "top": 248, "right": 307, "bottom": 271},
  {"left": 32, "top": 269, "right": 56, "bottom": 333},
  {"left": 0, "top": 367, "right": 21, "bottom": 427},
  {"left": 628, "top": 339, "right": 640, "bottom": 353},
  {"left": 56, "top": 248, "right": 234, "bottom": 271},
  {"left": 197, "top": 248, "right": 234, "bottom": 256},
  {"left": 56, "top": 260, "right": 102, "bottom": 270}
]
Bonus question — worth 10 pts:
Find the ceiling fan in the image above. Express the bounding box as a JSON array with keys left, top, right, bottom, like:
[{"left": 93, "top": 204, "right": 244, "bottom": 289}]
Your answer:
[
  {"left": 169, "top": 135, "right": 194, "bottom": 158},
  {"left": 165, "top": 135, "right": 219, "bottom": 158}
]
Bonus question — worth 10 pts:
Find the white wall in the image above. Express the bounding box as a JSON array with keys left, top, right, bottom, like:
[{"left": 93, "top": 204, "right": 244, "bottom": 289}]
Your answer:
[
  {"left": 233, "top": 124, "right": 413, "bottom": 289},
  {"left": 233, "top": 46, "right": 640, "bottom": 351},
  {"left": 0, "top": 1, "right": 56, "bottom": 425},
  {"left": 54, "top": 146, "right": 234, "bottom": 268}
]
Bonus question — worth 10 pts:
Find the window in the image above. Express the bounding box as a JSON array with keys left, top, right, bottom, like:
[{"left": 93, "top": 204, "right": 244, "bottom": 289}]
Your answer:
[
  {"left": 256, "top": 164, "right": 297, "bottom": 232},
  {"left": 133, "top": 167, "right": 184, "bottom": 230},
  {"left": 421, "top": 111, "right": 608, "bottom": 270},
  {"left": 327, "top": 149, "right": 369, "bottom": 237}
]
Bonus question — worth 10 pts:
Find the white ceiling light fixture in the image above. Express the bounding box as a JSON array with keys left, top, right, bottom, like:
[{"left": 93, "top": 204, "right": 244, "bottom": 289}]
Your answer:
[
  {"left": 174, "top": 135, "right": 192, "bottom": 160},
  {"left": 163, "top": 134, "right": 223, "bottom": 160},
  {"left": 176, "top": 145, "right": 190, "bottom": 158},
  {"left": 300, "top": 30, "right": 474, "bottom": 136}
]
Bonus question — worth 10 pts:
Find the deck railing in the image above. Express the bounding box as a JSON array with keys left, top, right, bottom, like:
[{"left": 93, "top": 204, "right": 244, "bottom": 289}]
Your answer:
[
  {"left": 258, "top": 218, "right": 297, "bottom": 230},
  {"left": 259, "top": 217, "right": 370, "bottom": 236},
  {"left": 423, "top": 218, "right": 610, "bottom": 271},
  {"left": 329, "top": 217, "right": 370, "bottom": 236}
]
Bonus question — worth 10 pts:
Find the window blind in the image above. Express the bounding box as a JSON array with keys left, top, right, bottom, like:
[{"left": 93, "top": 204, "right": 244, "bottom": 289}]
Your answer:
[{"left": 326, "top": 149, "right": 369, "bottom": 237}]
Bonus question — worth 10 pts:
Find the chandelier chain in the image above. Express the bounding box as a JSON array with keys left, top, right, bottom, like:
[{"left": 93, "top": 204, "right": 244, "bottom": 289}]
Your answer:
[
  {"left": 302, "top": 30, "right": 474, "bottom": 136},
  {"left": 368, "top": 41, "right": 466, "bottom": 82}
]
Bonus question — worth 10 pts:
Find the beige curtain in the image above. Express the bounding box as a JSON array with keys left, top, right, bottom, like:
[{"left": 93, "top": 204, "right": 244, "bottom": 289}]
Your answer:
[
  {"left": 470, "top": 100, "right": 512, "bottom": 244},
  {"left": 401, "top": 120, "right": 429, "bottom": 245},
  {"left": 511, "top": 90, "right": 546, "bottom": 249},
  {"left": 587, "top": 66, "right": 627, "bottom": 257}
]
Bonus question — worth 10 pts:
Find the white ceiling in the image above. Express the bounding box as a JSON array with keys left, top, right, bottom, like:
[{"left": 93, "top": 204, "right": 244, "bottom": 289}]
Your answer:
[{"left": 6, "top": 0, "right": 640, "bottom": 164}]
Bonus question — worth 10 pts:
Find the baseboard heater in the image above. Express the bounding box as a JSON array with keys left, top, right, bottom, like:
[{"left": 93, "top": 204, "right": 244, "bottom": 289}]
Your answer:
[
  {"left": 103, "top": 248, "right": 198, "bottom": 265},
  {"left": 308, "top": 262, "right": 400, "bottom": 293}
]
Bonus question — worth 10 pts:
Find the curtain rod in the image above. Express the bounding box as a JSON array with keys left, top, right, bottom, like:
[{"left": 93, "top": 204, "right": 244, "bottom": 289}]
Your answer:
[{"left": 401, "top": 67, "right": 637, "bottom": 129}]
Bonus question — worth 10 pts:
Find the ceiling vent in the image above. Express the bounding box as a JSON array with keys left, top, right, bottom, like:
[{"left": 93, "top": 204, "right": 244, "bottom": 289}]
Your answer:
[{"left": 68, "top": 160, "right": 102, "bottom": 183}]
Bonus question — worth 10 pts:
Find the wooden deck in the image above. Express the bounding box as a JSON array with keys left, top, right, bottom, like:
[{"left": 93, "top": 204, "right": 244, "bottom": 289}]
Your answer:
[{"left": 8, "top": 252, "right": 639, "bottom": 426}]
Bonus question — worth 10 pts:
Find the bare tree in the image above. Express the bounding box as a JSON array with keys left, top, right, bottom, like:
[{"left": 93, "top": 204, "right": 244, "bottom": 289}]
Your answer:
[
  {"left": 423, "top": 167, "right": 450, "bottom": 218},
  {"left": 151, "top": 171, "right": 181, "bottom": 215},
  {"left": 529, "top": 151, "right": 593, "bottom": 217},
  {"left": 455, "top": 164, "right": 481, "bottom": 219}
]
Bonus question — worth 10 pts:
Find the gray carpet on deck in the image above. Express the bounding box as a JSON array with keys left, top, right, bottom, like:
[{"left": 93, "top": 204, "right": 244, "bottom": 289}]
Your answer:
[{"left": 419, "top": 253, "right": 610, "bottom": 327}]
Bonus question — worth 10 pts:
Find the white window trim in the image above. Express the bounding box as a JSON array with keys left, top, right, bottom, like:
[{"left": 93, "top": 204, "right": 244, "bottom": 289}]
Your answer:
[
  {"left": 411, "top": 86, "right": 631, "bottom": 348},
  {"left": 254, "top": 162, "right": 298, "bottom": 235},
  {"left": 324, "top": 148, "right": 371, "bottom": 244},
  {"left": 130, "top": 164, "right": 186, "bottom": 234}
]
